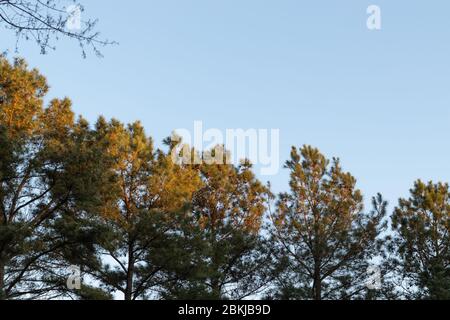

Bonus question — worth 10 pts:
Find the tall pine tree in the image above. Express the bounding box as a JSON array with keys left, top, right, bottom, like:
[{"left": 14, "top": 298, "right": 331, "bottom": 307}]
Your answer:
[
  {"left": 386, "top": 180, "right": 450, "bottom": 299},
  {"left": 269, "top": 146, "right": 387, "bottom": 300},
  {"left": 0, "top": 57, "right": 109, "bottom": 299},
  {"left": 61, "top": 120, "right": 202, "bottom": 300},
  {"left": 162, "top": 147, "right": 271, "bottom": 300}
]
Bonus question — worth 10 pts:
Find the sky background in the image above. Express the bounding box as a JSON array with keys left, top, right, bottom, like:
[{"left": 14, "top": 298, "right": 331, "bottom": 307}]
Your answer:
[{"left": 2, "top": 0, "right": 450, "bottom": 211}]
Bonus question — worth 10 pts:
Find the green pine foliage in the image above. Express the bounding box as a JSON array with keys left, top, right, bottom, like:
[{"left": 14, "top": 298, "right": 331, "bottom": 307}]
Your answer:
[
  {"left": 384, "top": 180, "right": 450, "bottom": 299},
  {"left": 268, "top": 146, "right": 387, "bottom": 300},
  {"left": 0, "top": 57, "right": 449, "bottom": 300}
]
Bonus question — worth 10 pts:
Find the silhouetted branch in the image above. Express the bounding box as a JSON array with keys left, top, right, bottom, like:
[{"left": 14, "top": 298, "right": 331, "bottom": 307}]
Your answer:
[{"left": 0, "top": 0, "right": 116, "bottom": 57}]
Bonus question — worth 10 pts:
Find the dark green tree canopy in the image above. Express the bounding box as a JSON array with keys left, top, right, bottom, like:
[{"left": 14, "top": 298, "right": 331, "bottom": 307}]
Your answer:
[
  {"left": 0, "top": 57, "right": 112, "bottom": 299},
  {"left": 1, "top": 57, "right": 449, "bottom": 301},
  {"left": 387, "top": 180, "right": 450, "bottom": 300},
  {"left": 269, "top": 146, "right": 387, "bottom": 300}
]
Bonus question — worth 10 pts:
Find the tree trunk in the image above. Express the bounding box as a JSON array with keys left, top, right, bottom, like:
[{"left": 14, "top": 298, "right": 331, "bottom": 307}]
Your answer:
[
  {"left": 312, "top": 209, "right": 322, "bottom": 300},
  {"left": 313, "top": 273, "right": 322, "bottom": 300},
  {"left": 312, "top": 255, "right": 323, "bottom": 300},
  {"left": 210, "top": 227, "right": 221, "bottom": 299},
  {"left": 125, "top": 240, "right": 135, "bottom": 301},
  {"left": 211, "top": 277, "right": 221, "bottom": 299},
  {"left": 0, "top": 259, "right": 5, "bottom": 300}
]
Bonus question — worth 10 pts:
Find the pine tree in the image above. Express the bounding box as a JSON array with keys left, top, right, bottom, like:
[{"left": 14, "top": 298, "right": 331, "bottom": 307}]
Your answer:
[
  {"left": 0, "top": 57, "right": 110, "bottom": 299},
  {"left": 386, "top": 180, "right": 450, "bottom": 299},
  {"left": 63, "top": 120, "right": 202, "bottom": 300},
  {"left": 269, "top": 146, "right": 387, "bottom": 300},
  {"left": 162, "top": 148, "right": 272, "bottom": 300}
]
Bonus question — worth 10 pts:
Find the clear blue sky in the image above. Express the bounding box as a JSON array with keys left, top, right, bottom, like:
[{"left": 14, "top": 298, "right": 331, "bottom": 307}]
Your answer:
[{"left": 3, "top": 0, "right": 450, "bottom": 210}]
